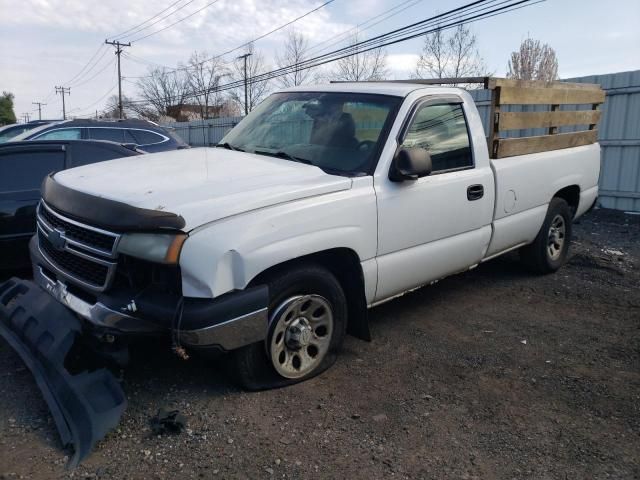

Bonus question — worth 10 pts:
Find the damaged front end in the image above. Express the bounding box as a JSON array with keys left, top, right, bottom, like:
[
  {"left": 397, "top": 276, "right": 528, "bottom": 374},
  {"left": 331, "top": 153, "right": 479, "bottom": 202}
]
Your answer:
[
  {"left": 0, "top": 176, "right": 271, "bottom": 466},
  {"left": 0, "top": 278, "right": 126, "bottom": 468}
]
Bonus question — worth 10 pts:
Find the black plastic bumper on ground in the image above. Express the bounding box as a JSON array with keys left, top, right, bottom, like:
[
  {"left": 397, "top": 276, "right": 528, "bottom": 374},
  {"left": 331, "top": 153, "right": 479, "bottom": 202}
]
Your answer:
[{"left": 0, "top": 278, "right": 126, "bottom": 468}]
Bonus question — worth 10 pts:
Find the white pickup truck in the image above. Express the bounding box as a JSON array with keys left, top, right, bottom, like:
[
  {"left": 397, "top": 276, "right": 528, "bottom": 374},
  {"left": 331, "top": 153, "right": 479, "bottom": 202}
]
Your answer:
[{"left": 6, "top": 80, "right": 602, "bottom": 392}]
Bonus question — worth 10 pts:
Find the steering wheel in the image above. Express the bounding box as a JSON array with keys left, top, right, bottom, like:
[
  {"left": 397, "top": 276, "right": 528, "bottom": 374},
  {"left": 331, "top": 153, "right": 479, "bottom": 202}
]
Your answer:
[{"left": 357, "top": 140, "right": 376, "bottom": 152}]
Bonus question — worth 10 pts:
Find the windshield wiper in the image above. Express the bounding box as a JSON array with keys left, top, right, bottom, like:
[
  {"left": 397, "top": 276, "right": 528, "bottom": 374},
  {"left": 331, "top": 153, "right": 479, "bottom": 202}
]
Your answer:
[
  {"left": 215, "top": 142, "right": 244, "bottom": 152},
  {"left": 253, "top": 149, "right": 313, "bottom": 165}
]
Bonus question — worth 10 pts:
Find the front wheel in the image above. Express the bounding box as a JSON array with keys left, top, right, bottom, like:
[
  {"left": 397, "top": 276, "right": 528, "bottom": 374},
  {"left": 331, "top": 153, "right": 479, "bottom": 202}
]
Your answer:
[
  {"left": 520, "top": 197, "right": 573, "bottom": 273},
  {"left": 230, "top": 264, "right": 347, "bottom": 390}
]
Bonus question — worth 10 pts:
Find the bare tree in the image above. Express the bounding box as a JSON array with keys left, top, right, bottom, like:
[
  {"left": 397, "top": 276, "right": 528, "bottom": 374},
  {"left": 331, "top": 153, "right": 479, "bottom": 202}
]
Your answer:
[
  {"left": 276, "top": 29, "right": 312, "bottom": 88},
  {"left": 185, "top": 51, "right": 227, "bottom": 119},
  {"left": 230, "top": 43, "right": 271, "bottom": 113},
  {"left": 507, "top": 37, "right": 559, "bottom": 81},
  {"left": 331, "top": 33, "right": 388, "bottom": 81},
  {"left": 415, "top": 24, "right": 488, "bottom": 80},
  {"left": 102, "top": 94, "right": 154, "bottom": 120},
  {"left": 136, "top": 67, "right": 191, "bottom": 121}
]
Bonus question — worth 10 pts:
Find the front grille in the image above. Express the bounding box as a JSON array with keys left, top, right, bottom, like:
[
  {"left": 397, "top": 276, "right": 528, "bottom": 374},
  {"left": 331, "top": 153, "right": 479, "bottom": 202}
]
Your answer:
[
  {"left": 36, "top": 201, "right": 120, "bottom": 291},
  {"left": 38, "top": 230, "right": 111, "bottom": 288},
  {"left": 39, "top": 203, "right": 117, "bottom": 253}
]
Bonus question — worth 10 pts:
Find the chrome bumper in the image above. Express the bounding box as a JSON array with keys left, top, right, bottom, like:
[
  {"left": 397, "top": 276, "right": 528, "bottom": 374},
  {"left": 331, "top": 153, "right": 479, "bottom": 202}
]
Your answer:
[
  {"left": 33, "top": 265, "right": 160, "bottom": 334},
  {"left": 33, "top": 258, "right": 269, "bottom": 351}
]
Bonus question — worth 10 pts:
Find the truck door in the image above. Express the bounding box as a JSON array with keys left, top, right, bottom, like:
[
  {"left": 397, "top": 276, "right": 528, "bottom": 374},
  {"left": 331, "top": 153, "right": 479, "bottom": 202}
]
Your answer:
[{"left": 374, "top": 96, "right": 494, "bottom": 302}]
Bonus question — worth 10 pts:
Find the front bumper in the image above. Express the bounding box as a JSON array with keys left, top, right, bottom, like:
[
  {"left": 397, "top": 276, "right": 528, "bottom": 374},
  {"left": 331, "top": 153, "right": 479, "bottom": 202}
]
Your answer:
[{"left": 30, "top": 236, "right": 269, "bottom": 351}]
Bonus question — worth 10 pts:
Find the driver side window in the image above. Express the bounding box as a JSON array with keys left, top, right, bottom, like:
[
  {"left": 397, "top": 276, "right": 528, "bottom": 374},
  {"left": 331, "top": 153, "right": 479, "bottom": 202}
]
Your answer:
[{"left": 401, "top": 103, "right": 473, "bottom": 173}]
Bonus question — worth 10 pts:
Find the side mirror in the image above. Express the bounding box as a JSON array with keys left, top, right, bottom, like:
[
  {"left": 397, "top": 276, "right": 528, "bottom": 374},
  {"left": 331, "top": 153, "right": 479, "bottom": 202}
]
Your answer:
[{"left": 389, "top": 147, "right": 432, "bottom": 182}]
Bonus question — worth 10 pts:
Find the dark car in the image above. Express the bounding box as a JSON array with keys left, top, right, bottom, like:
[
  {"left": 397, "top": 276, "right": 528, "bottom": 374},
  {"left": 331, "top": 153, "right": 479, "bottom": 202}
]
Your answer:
[
  {"left": 0, "top": 140, "right": 143, "bottom": 270},
  {"left": 0, "top": 120, "right": 57, "bottom": 143},
  {"left": 17, "top": 118, "right": 189, "bottom": 153}
]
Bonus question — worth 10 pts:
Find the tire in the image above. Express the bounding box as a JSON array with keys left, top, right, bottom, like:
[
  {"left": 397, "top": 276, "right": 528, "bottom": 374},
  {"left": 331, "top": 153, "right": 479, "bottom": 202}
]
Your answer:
[
  {"left": 520, "top": 197, "right": 573, "bottom": 274},
  {"left": 230, "top": 264, "right": 347, "bottom": 391}
]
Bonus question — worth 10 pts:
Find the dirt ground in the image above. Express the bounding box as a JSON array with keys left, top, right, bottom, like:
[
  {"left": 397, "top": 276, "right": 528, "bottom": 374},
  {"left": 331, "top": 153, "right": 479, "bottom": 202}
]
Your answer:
[{"left": 1, "top": 208, "right": 638, "bottom": 480}]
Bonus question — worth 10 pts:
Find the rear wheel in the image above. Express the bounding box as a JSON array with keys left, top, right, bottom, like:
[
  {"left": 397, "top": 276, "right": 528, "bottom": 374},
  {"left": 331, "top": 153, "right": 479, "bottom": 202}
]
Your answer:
[
  {"left": 230, "top": 264, "right": 347, "bottom": 390},
  {"left": 520, "top": 197, "right": 573, "bottom": 273}
]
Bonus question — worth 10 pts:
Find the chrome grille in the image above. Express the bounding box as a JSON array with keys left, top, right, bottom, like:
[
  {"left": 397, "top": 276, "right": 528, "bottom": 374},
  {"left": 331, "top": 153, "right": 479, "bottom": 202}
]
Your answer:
[
  {"left": 37, "top": 202, "right": 119, "bottom": 257},
  {"left": 36, "top": 201, "right": 120, "bottom": 291}
]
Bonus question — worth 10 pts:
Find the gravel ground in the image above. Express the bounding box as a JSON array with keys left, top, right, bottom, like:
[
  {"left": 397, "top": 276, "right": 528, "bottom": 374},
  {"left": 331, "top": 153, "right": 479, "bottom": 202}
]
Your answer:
[{"left": 0, "top": 208, "right": 638, "bottom": 479}]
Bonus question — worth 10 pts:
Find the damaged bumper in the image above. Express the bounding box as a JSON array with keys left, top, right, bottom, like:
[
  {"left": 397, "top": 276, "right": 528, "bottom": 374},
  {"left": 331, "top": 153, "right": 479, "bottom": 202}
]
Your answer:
[
  {"left": 31, "top": 237, "right": 269, "bottom": 351},
  {"left": 0, "top": 278, "right": 126, "bottom": 467}
]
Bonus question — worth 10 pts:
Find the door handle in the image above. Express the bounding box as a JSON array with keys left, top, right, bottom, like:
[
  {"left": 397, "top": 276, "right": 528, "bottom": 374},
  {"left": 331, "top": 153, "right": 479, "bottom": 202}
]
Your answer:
[{"left": 467, "top": 184, "right": 484, "bottom": 201}]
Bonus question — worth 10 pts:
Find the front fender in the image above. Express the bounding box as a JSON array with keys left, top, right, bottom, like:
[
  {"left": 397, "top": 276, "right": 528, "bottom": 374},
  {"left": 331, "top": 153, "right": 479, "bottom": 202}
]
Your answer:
[{"left": 179, "top": 183, "right": 377, "bottom": 299}]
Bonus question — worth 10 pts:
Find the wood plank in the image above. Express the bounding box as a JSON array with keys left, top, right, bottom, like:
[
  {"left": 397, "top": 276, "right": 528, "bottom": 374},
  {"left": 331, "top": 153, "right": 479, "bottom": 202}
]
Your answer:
[
  {"left": 488, "top": 78, "right": 601, "bottom": 91},
  {"left": 498, "top": 110, "right": 602, "bottom": 130},
  {"left": 498, "top": 86, "right": 605, "bottom": 105},
  {"left": 495, "top": 130, "right": 598, "bottom": 158}
]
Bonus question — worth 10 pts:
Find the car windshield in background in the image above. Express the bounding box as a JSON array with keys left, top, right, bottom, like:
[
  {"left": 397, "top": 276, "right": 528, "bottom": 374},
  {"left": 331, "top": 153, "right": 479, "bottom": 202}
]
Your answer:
[
  {"left": 0, "top": 123, "right": 43, "bottom": 143},
  {"left": 220, "top": 92, "right": 401, "bottom": 175}
]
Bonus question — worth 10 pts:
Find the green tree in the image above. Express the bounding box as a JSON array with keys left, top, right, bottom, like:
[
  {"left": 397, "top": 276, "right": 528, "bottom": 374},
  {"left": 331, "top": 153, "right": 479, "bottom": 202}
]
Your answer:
[{"left": 0, "top": 92, "right": 17, "bottom": 125}]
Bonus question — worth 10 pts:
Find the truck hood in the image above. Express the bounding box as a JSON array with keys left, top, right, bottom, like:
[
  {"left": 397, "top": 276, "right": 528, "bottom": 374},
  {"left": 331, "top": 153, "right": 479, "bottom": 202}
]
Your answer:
[{"left": 53, "top": 148, "right": 352, "bottom": 230}]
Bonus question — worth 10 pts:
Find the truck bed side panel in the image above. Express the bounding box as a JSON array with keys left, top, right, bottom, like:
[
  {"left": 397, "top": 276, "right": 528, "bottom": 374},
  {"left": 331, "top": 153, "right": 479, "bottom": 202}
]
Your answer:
[{"left": 486, "top": 143, "right": 600, "bottom": 258}]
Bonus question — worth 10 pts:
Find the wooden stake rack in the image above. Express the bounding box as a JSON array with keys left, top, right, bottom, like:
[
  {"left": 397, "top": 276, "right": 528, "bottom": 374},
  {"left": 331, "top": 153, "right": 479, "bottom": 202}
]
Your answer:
[{"left": 391, "top": 77, "right": 605, "bottom": 159}]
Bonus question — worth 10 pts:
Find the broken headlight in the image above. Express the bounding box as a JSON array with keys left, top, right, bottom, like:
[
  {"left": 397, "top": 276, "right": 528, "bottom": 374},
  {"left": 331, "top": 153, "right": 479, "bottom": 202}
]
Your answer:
[{"left": 116, "top": 233, "right": 187, "bottom": 264}]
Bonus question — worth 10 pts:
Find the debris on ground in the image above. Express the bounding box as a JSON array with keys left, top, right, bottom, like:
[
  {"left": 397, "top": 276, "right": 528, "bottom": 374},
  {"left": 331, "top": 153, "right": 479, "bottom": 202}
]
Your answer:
[{"left": 150, "top": 408, "right": 187, "bottom": 435}]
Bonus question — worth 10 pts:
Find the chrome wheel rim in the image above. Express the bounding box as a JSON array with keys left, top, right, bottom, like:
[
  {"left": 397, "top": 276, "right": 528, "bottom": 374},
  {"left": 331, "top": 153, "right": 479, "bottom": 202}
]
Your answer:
[
  {"left": 268, "top": 295, "right": 334, "bottom": 379},
  {"left": 547, "top": 214, "right": 566, "bottom": 260}
]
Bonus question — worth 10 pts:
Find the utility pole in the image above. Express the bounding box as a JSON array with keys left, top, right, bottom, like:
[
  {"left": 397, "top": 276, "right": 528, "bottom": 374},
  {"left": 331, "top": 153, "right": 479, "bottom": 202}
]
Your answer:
[
  {"left": 22, "top": 113, "right": 31, "bottom": 123},
  {"left": 237, "top": 53, "right": 252, "bottom": 115},
  {"left": 32, "top": 102, "right": 46, "bottom": 120},
  {"left": 55, "top": 86, "right": 70, "bottom": 120},
  {"left": 105, "top": 39, "right": 131, "bottom": 119}
]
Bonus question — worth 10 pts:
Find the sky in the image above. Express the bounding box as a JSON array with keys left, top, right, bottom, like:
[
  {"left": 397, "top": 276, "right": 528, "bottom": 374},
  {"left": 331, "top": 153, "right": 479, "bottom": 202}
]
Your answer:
[{"left": 1, "top": 0, "right": 639, "bottom": 121}]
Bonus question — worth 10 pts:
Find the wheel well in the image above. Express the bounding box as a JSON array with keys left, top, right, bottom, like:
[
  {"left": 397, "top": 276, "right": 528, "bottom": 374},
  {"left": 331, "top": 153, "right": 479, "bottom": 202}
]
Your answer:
[
  {"left": 248, "top": 248, "right": 371, "bottom": 341},
  {"left": 554, "top": 185, "right": 580, "bottom": 215}
]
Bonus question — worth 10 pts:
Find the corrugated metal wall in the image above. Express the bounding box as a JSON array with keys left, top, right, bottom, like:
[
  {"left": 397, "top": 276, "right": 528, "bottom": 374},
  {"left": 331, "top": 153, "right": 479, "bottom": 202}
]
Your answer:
[
  {"left": 566, "top": 71, "right": 640, "bottom": 212},
  {"left": 166, "top": 70, "right": 639, "bottom": 211}
]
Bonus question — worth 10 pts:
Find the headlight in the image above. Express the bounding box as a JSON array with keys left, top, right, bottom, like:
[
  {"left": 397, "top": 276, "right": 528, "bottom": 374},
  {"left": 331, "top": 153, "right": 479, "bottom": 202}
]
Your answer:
[{"left": 117, "top": 233, "right": 187, "bottom": 264}]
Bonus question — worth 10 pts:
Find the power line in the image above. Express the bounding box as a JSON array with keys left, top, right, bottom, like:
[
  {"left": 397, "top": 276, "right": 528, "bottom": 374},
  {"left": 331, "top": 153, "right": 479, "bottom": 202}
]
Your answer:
[
  {"left": 122, "top": 51, "right": 166, "bottom": 68},
  {"left": 68, "top": 57, "right": 117, "bottom": 89},
  {"left": 117, "top": 0, "right": 199, "bottom": 42},
  {"left": 68, "top": 82, "right": 119, "bottom": 117},
  {"left": 63, "top": 44, "right": 108, "bottom": 87},
  {"left": 127, "top": 0, "right": 542, "bottom": 106},
  {"left": 306, "top": 0, "right": 423, "bottom": 55},
  {"left": 109, "top": 0, "right": 189, "bottom": 40},
  {"left": 126, "top": 0, "right": 337, "bottom": 77},
  {"left": 207, "top": 0, "right": 336, "bottom": 60},
  {"left": 129, "top": 0, "right": 223, "bottom": 43},
  {"left": 66, "top": 48, "right": 112, "bottom": 88},
  {"left": 66, "top": 62, "right": 119, "bottom": 116}
]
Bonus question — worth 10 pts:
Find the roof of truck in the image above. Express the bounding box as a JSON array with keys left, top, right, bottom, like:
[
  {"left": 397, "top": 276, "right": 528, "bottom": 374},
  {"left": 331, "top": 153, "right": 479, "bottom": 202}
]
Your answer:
[{"left": 281, "top": 82, "right": 445, "bottom": 97}]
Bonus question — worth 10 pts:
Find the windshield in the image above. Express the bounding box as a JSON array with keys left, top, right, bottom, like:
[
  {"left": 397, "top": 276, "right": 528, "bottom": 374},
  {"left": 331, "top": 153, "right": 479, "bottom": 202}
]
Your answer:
[
  {"left": 220, "top": 91, "right": 401, "bottom": 175},
  {"left": 0, "top": 123, "right": 42, "bottom": 143},
  {"left": 11, "top": 121, "right": 64, "bottom": 141}
]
